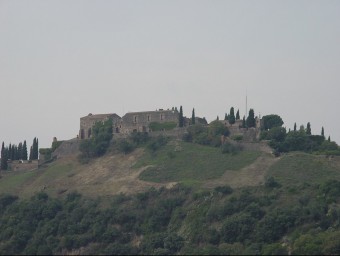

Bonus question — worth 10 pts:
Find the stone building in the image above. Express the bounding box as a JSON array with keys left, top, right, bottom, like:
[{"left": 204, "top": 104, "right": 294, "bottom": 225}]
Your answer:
[
  {"left": 220, "top": 117, "right": 263, "bottom": 141},
  {"left": 79, "top": 113, "right": 121, "bottom": 139},
  {"left": 79, "top": 109, "right": 179, "bottom": 139},
  {"left": 119, "top": 109, "right": 179, "bottom": 134}
]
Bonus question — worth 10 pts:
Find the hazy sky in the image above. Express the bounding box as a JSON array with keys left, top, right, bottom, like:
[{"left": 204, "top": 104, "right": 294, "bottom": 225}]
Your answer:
[{"left": 1, "top": 0, "right": 340, "bottom": 148}]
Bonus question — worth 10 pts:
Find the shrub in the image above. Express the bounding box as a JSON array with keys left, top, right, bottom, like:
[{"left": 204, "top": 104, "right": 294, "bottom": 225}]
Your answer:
[
  {"left": 117, "top": 140, "right": 135, "bottom": 154},
  {"left": 214, "top": 186, "right": 233, "bottom": 195},
  {"left": 221, "top": 143, "right": 242, "bottom": 154}
]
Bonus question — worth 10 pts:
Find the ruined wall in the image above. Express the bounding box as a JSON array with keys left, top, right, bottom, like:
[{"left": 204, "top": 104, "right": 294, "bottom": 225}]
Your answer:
[{"left": 8, "top": 160, "right": 39, "bottom": 172}]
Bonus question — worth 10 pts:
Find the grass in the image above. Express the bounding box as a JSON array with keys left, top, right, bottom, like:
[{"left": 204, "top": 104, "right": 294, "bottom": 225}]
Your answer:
[
  {"left": 0, "top": 163, "right": 74, "bottom": 198},
  {"left": 149, "top": 122, "right": 177, "bottom": 131},
  {"left": 0, "top": 171, "right": 36, "bottom": 195},
  {"left": 267, "top": 152, "right": 340, "bottom": 187},
  {"left": 136, "top": 141, "right": 261, "bottom": 183}
]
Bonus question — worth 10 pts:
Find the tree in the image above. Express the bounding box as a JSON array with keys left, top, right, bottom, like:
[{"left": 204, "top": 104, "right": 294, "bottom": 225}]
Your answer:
[
  {"left": 228, "top": 107, "right": 235, "bottom": 125},
  {"left": 217, "top": 116, "right": 219, "bottom": 121},
  {"left": 294, "top": 123, "right": 297, "bottom": 132},
  {"left": 328, "top": 136, "right": 331, "bottom": 142},
  {"left": 306, "top": 122, "right": 311, "bottom": 135},
  {"left": 18, "top": 142, "right": 23, "bottom": 160},
  {"left": 321, "top": 127, "right": 325, "bottom": 137},
  {"left": 22, "top": 141, "right": 28, "bottom": 160},
  {"left": 242, "top": 116, "right": 246, "bottom": 128},
  {"left": 224, "top": 113, "right": 228, "bottom": 121},
  {"left": 236, "top": 109, "right": 240, "bottom": 120},
  {"left": 246, "top": 109, "right": 256, "bottom": 128},
  {"left": 262, "top": 114, "right": 284, "bottom": 130},
  {"left": 31, "top": 138, "right": 39, "bottom": 160},
  {"left": 1, "top": 142, "right": 8, "bottom": 170},
  {"left": 179, "top": 106, "right": 184, "bottom": 127},
  {"left": 29, "top": 146, "right": 33, "bottom": 161},
  {"left": 191, "top": 108, "right": 195, "bottom": 125}
]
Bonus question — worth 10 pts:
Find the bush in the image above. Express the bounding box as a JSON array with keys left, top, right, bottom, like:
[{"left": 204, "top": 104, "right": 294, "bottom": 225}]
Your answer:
[
  {"left": 214, "top": 186, "right": 233, "bottom": 195},
  {"left": 147, "top": 135, "right": 168, "bottom": 153},
  {"left": 221, "top": 143, "right": 242, "bottom": 154},
  {"left": 265, "top": 177, "right": 281, "bottom": 188},
  {"left": 149, "top": 122, "right": 177, "bottom": 131},
  {"left": 117, "top": 140, "right": 135, "bottom": 154}
]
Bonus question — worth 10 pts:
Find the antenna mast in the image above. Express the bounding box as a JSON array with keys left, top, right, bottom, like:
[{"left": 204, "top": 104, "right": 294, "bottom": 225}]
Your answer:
[{"left": 245, "top": 89, "right": 248, "bottom": 118}]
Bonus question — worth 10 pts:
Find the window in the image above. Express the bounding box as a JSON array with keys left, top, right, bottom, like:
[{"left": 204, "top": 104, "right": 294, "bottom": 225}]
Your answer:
[
  {"left": 160, "top": 114, "right": 163, "bottom": 120},
  {"left": 147, "top": 115, "right": 150, "bottom": 121},
  {"left": 134, "top": 116, "right": 137, "bottom": 123}
]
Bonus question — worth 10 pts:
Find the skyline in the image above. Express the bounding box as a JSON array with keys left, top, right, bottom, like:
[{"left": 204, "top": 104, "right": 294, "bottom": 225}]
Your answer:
[{"left": 1, "top": 0, "right": 340, "bottom": 148}]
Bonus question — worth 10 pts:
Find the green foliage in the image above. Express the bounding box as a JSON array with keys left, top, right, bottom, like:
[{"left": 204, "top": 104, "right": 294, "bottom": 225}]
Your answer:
[
  {"left": 214, "top": 186, "right": 233, "bottom": 195},
  {"left": 149, "top": 122, "right": 177, "bottom": 131},
  {"left": 264, "top": 177, "right": 281, "bottom": 188},
  {"left": 208, "top": 120, "right": 229, "bottom": 137},
  {"left": 228, "top": 107, "right": 235, "bottom": 125},
  {"left": 191, "top": 108, "right": 195, "bottom": 125},
  {"left": 221, "top": 142, "right": 243, "bottom": 154},
  {"left": 246, "top": 109, "right": 256, "bottom": 128},
  {"left": 117, "top": 140, "right": 135, "bottom": 155},
  {"left": 236, "top": 109, "right": 240, "bottom": 120},
  {"left": 137, "top": 142, "right": 260, "bottom": 183},
  {"left": 1, "top": 142, "right": 8, "bottom": 170},
  {"left": 262, "top": 114, "right": 284, "bottom": 130},
  {"left": 146, "top": 135, "right": 168, "bottom": 153},
  {"left": 179, "top": 106, "right": 184, "bottom": 127},
  {"left": 78, "top": 119, "right": 113, "bottom": 161},
  {"left": 306, "top": 122, "right": 312, "bottom": 135}
]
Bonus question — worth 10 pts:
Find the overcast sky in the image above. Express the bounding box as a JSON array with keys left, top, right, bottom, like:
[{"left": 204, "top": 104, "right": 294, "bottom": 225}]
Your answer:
[{"left": 1, "top": 0, "right": 340, "bottom": 148}]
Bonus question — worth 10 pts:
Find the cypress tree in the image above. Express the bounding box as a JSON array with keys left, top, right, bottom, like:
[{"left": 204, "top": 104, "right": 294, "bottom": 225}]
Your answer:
[
  {"left": 236, "top": 109, "right": 240, "bottom": 120},
  {"left": 217, "top": 116, "right": 219, "bottom": 121},
  {"left": 321, "top": 127, "right": 325, "bottom": 137},
  {"left": 1, "top": 142, "right": 8, "bottom": 170},
  {"left": 179, "top": 106, "right": 184, "bottom": 127},
  {"left": 224, "top": 113, "right": 228, "bottom": 121},
  {"left": 18, "top": 142, "right": 23, "bottom": 160},
  {"left": 13, "top": 145, "right": 18, "bottom": 160},
  {"left": 242, "top": 116, "right": 246, "bottom": 128},
  {"left": 191, "top": 108, "right": 195, "bottom": 125},
  {"left": 29, "top": 146, "right": 33, "bottom": 161},
  {"left": 294, "top": 123, "right": 297, "bottom": 132},
  {"left": 246, "top": 109, "right": 256, "bottom": 128},
  {"left": 328, "top": 136, "right": 331, "bottom": 142},
  {"left": 8, "top": 144, "right": 12, "bottom": 160},
  {"left": 306, "top": 122, "right": 311, "bottom": 135},
  {"left": 228, "top": 107, "right": 236, "bottom": 125},
  {"left": 22, "top": 140, "right": 28, "bottom": 160}
]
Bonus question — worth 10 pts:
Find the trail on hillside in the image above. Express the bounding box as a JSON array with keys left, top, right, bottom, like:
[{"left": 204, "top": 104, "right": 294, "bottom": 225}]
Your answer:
[{"left": 203, "top": 152, "right": 280, "bottom": 189}]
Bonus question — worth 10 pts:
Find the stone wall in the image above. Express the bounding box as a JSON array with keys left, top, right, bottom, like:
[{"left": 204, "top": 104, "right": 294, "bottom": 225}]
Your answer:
[
  {"left": 8, "top": 160, "right": 39, "bottom": 172},
  {"left": 120, "top": 109, "right": 179, "bottom": 134},
  {"left": 79, "top": 113, "right": 121, "bottom": 139},
  {"left": 52, "top": 139, "right": 81, "bottom": 159}
]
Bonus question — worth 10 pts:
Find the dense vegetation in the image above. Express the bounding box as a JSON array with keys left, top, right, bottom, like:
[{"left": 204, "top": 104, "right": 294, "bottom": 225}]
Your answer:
[
  {"left": 1, "top": 173, "right": 340, "bottom": 255},
  {"left": 260, "top": 117, "right": 340, "bottom": 156},
  {"left": 78, "top": 119, "right": 113, "bottom": 163},
  {"left": 1, "top": 138, "right": 39, "bottom": 170}
]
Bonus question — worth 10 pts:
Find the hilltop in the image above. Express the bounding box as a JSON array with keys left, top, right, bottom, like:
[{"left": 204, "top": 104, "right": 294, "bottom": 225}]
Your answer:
[{"left": 1, "top": 110, "right": 340, "bottom": 255}]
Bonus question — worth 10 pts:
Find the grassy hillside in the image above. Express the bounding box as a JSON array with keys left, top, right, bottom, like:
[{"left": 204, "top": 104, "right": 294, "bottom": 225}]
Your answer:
[
  {"left": 1, "top": 138, "right": 340, "bottom": 254},
  {"left": 136, "top": 141, "right": 261, "bottom": 186}
]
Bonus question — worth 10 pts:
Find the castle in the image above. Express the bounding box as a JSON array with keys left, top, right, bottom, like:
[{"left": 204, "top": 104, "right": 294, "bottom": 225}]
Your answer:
[
  {"left": 79, "top": 108, "right": 263, "bottom": 141},
  {"left": 79, "top": 109, "right": 179, "bottom": 139}
]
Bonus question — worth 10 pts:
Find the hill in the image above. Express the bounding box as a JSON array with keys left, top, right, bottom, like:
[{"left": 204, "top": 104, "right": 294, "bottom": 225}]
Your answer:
[{"left": 1, "top": 137, "right": 340, "bottom": 254}]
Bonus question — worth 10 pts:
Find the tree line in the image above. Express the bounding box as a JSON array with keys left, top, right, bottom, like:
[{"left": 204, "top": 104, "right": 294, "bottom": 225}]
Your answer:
[{"left": 1, "top": 137, "right": 39, "bottom": 170}]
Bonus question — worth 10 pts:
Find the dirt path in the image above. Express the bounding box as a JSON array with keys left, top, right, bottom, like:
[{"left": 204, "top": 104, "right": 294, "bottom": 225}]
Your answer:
[
  {"left": 203, "top": 152, "right": 280, "bottom": 189},
  {"left": 70, "top": 148, "right": 177, "bottom": 196}
]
